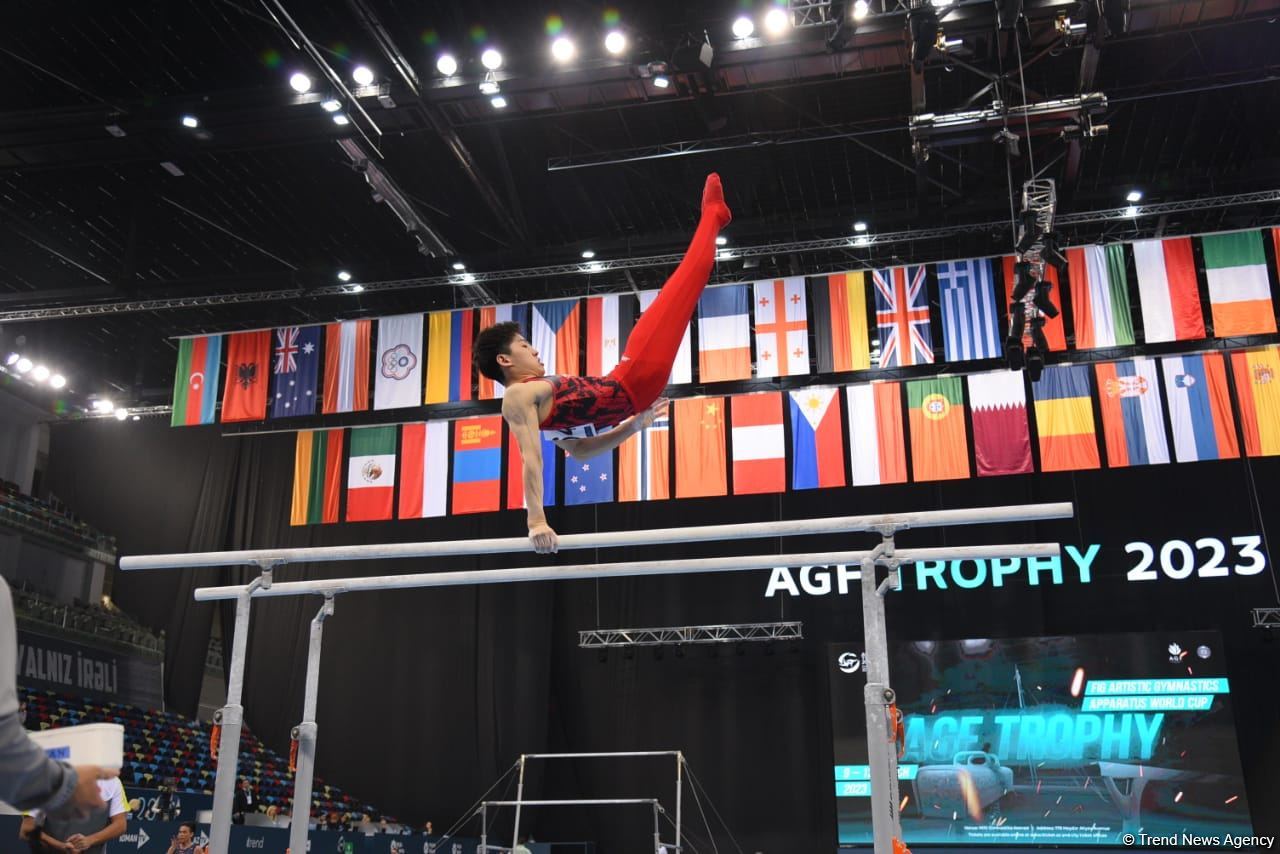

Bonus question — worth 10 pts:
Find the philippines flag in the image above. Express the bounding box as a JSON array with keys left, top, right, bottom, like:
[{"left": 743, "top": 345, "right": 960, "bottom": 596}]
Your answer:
[
  {"left": 788, "top": 387, "right": 845, "bottom": 490},
  {"left": 618, "top": 414, "right": 670, "bottom": 501},
  {"left": 1095, "top": 359, "right": 1170, "bottom": 467},
  {"left": 564, "top": 452, "right": 613, "bottom": 505},
  {"left": 752, "top": 277, "right": 810, "bottom": 378},
  {"left": 1160, "top": 353, "right": 1239, "bottom": 462},
  {"left": 937, "top": 258, "right": 1000, "bottom": 361},
  {"left": 697, "top": 284, "right": 752, "bottom": 382},
  {"left": 478, "top": 303, "right": 531, "bottom": 400},
  {"left": 452, "top": 416, "right": 503, "bottom": 513},
  {"left": 270, "top": 325, "right": 321, "bottom": 418},
  {"left": 531, "top": 299, "right": 581, "bottom": 377},
  {"left": 506, "top": 431, "right": 558, "bottom": 509},
  {"left": 424, "top": 309, "right": 474, "bottom": 404},
  {"left": 873, "top": 265, "right": 934, "bottom": 367},
  {"left": 730, "top": 392, "right": 786, "bottom": 494},
  {"left": 586, "top": 295, "right": 637, "bottom": 377},
  {"left": 398, "top": 421, "right": 449, "bottom": 519}
]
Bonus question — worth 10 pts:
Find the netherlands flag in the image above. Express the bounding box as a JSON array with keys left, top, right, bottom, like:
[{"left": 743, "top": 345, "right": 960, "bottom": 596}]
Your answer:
[
  {"left": 788, "top": 388, "right": 846, "bottom": 490},
  {"left": 531, "top": 299, "right": 581, "bottom": 377},
  {"left": 1095, "top": 359, "right": 1170, "bottom": 467},
  {"left": 730, "top": 392, "right": 786, "bottom": 495},
  {"left": 1160, "top": 353, "right": 1239, "bottom": 463},
  {"left": 697, "top": 284, "right": 752, "bottom": 382}
]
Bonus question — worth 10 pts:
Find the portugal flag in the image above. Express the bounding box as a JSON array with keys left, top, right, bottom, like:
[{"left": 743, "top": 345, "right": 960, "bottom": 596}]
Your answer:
[{"left": 907, "top": 376, "right": 969, "bottom": 481}]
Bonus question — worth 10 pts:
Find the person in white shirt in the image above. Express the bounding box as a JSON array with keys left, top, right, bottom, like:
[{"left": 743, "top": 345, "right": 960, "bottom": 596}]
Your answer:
[{"left": 20, "top": 777, "right": 127, "bottom": 854}]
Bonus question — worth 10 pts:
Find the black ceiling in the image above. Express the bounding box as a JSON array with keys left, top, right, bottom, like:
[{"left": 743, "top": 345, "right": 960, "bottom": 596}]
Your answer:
[{"left": 2, "top": 0, "right": 1279, "bottom": 410}]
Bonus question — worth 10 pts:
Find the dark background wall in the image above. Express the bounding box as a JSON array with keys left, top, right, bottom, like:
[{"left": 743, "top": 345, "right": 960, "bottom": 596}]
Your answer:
[{"left": 44, "top": 418, "right": 1280, "bottom": 853}]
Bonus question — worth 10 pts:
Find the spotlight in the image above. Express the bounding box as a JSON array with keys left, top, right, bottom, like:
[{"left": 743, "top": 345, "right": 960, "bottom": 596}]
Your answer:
[
  {"left": 349, "top": 284, "right": 365, "bottom": 293},
  {"left": 4, "top": 353, "right": 18, "bottom": 366},
  {"left": 1124, "top": 205, "right": 1139, "bottom": 218},
  {"left": 31, "top": 365, "right": 50, "bottom": 382},
  {"left": 764, "top": 7, "right": 790, "bottom": 35},
  {"left": 452, "top": 262, "right": 467, "bottom": 271},
  {"left": 114, "top": 408, "right": 129, "bottom": 421},
  {"left": 181, "top": 115, "right": 199, "bottom": 128},
  {"left": 333, "top": 114, "right": 350, "bottom": 126},
  {"left": 853, "top": 220, "right": 869, "bottom": 232},
  {"left": 50, "top": 374, "right": 67, "bottom": 389},
  {"left": 909, "top": 6, "right": 939, "bottom": 72},
  {"left": 436, "top": 54, "right": 458, "bottom": 77},
  {"left": 581, "top": 250, "right": 596, "bottom": 259},
  {"left": 932, "top": 0, "right": 953, "bottom": 7},
  {"left": 93, "top": 399, "right": 114, "bottom": 414},
  {"left": 337, "top": 270, "right": 352, "bottom": 282},
  {"left": 462, "top": 273, "right": 477, "bottom": 283},
  {"left": 716, "top": 236, "right": 728, "bottom": 246},
  {"left": 490, "top": 95, "right": 507, "bottom": 109},
  {"left": 352, "top": 65, "right": 375, "bottom": 86},
  {"left": 15, "top": 357, "right": 32, "bottom": 374},
  {"left": 481, "top": 48, "right": 504, "bottom": 70},
  {"left": 585, "top": 261, "right": 604, "bottom": 272},
  {"left": 131, "top": 415, "right": 141, "bottom": 421},
  {"left": 289, "top": 72, "right": 313, "bottom": 93},
  {"left": 551, "top": 36, "right": 576, "bottom": 63},
  {"left": 479, "top": 79, "right": 500, "bottom": 95},
  {"left": 604, "top": 30, "right": 627, "bottom": 55},
  {"left": 321, "top": 99, "right": 341, "bottom": 112},
  {"left": 732, "top": 16, "right": 755, "bottom": 38},
  {"left": 1126, "top": 189, "right": 1143, "bottom": 203},
  {"left": 853, "top": 0, "right": 870, "bottom": 19},
  {"left": 653, "top": 75, "right": 670, "bottom": 89}
]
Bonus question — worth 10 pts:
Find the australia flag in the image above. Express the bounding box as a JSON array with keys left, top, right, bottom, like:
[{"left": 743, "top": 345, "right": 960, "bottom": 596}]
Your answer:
[
  {"left": 564, "top": 451, "right": 614, "bottom": 506},
  {"left": 270, "top": 325, "right": 321, "bottom": 418}
]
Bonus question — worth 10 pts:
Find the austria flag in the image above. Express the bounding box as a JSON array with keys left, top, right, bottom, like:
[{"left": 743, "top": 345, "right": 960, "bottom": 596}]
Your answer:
[
  {"left": 788, "top": 388, "right": 845, "bottom": 489},
  {"left": 730, "top": 392, "right": 785, "bottom": 494}
]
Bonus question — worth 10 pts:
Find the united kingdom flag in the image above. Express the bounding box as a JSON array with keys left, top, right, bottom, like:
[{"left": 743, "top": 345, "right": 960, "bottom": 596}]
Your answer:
[
  {"left": 873, "top": 265, "right": 934, "bottom": 367},
  {"left": 274, "top": 327, "right": 301, "bottom": 374}
]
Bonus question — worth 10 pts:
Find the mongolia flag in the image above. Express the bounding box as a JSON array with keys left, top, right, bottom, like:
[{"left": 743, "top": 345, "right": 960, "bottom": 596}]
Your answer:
[
  {"left": 907, "top": 376, "right": 969, "bottom": 482},
  {"left": 937, "top": 258, "right": 1001, "bottom": 361},
  {"left": 1231, "top": 346, "right": 1280, "bottom": 457},
  {"left": 506, "top": 431, "right": 558, "bottom": 509},
  {"left": 398, "top": 421, "right": 449, "bottom": 519},
  {"left": 788, "top": 388, "right": 845, "bottom": 490},
  {"left": 1161, "top": 353, "right": 1239, "bottom": 462},
  {"left": 425, "top": 309, "right": 474, "bottom": 404},
  {"left": 730, "top": 392, "right": 786, "bottom": 495},
  {"left": 290, "top": 428, "right": 343, "bottom": 526},
  {"left": 220, "top": 330, "right": 272, "bottom": 423},
  {"left": 586, "top": 295, "right": 637, "bottom": 376},
  {"left": 323, "top": 319, "right": 371, "bottom": 414},
  {"left": 478, "top": 303, "right": 530, "bottom": 400},
  {"left": 270, "top": 326, "right": 321, "bottom": 419},
  {"left": 967, "top": 371, "right": 1033, "bottom": 477},
  {"left": 697, "top": 285, "right": 751, "bottom": 382},
  {"left": 345, "top": 426, "right": 397, "bottom": 522},
  {"left": 1095, "top": 359, "right": 1170, "bottom": 467},
  {"left": 752, "top": 277, "right": 810, "bottom": 378},
  {"left": 452, "top": 416, "right": 502, "bottom": 513},
  {"left": 1201, "top": 231, "right": 1277, "bottom": 337},
  {"left": 618, "top": 414, "right": 670, "bottom": 501},
  {"left": 845, "top": 382, "right": 907, "bottom": 486},
  {"left": 170, "top": 334, "right": 222, "bottom": 426},
  {"left": 810, "top": 272, "right": 870, "bottom": 372},
  {"left": 873, "top": 266, "right": 933, "bottom": 367},
  {"left": 638, "top": 289, "right": 692, "bottom": 384},
  {"left": 674, "top": 397, "right": 727, "bottom": 498},
  {"left": 531, "top": 299, "right": 581, "bottom": 377},
  {"left": 1002, "top": 256, "right": 1066, "bottom": 350},
  {"left": 1132, "top": 237, "right": 1205, "bottom": 343},
  {"left": 1032, "top": 365, "right": 1101, "bottom": 471},
  {"left": 564, "top": 452, "right": 613, "bottom": 505},
  {"left": 1068, "top": 245, "right": 1135, "bottom": 349},
  {"left": 374, "top": 314, "right": 425, "bottom": 411}
]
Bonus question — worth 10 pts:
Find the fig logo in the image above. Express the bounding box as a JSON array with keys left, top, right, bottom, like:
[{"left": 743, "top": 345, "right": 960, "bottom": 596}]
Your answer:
[{"left": 837, "top": 652, "right": 862, "bottom": 674}]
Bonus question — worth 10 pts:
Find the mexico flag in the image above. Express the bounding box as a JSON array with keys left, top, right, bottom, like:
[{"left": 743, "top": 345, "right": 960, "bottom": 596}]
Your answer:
[{"left": 346, "top": 426, "right": 397, "bottom": 522}]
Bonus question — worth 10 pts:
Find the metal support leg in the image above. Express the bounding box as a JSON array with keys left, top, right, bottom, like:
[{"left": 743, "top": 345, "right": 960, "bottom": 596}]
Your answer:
[
  {"left": 209, "top": 572, "right": 269, "bottom": 854},
  {"left": 653, "top": 803, "right": 660, "bottom": 853},
  {"left": 288, "top": 595, "right": 335, "bottom": 854},
  {"left": 675, "top": 752, "right": 683, "bottom": 853},
  {"left": 861, "top": 550, "right": 904, "bottom": 854},
  {"left": 479, "top": 804, "right": 488, "bottom": 854},
  {"left": 510, "top": 755, "right": 527, "bottom": 852}
]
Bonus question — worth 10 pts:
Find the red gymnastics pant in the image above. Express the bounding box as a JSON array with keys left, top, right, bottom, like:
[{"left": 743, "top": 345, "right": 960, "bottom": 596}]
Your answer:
[{"left": 607, "top": 175, "right": 732, "bottom": 411}]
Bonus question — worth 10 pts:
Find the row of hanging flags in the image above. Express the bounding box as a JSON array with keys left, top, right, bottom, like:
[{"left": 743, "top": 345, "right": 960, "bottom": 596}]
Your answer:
[
  {"left": 172, "top": 229, "right": 1280, "bottom": 426},
  {"left": 289, "top": 344, "right": 1280, "bottom": 524}
]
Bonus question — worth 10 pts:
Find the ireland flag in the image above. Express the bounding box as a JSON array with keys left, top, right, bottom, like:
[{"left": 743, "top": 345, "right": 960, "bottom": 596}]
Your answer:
[
  {"left": 1201, "top": 231, "right": 1277, "bottom": 337},
  {"left": 346, "top": 426, "right": 397, "bottom": 522}
]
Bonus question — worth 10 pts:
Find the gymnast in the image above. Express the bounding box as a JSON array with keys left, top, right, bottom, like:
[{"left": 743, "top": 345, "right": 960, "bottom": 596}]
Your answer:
[{"left": 474, "top": 173, "right": 732, "bottom": 553}]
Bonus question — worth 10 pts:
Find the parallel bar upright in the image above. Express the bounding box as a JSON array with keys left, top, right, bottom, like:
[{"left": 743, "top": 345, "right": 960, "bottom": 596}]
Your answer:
[{"left": 288, "top": 595, "right": 334, "bottom": 854}]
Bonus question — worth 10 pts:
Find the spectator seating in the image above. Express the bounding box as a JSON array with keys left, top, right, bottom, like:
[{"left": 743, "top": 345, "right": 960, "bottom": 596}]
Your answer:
[{"left": 0, "top": 479, "right": 117, "bottom": 558}]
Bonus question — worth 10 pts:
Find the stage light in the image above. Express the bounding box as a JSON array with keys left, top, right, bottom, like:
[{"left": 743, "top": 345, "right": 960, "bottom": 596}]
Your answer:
[
  {"left": 333, "top": 114, "right": 350, "bottom": 126},
  {"left": 436, "top": 54, "right": 458, "bottom": 76},
  {"left": 93, "top": 399, "right": 114, "bottom": 413},
  {"left": 716, "top": 236, "right": 727, "bottom": 246},
  {"left": 853, "top": 220, "right": 868, "bottom": 232},
  {"left": 932, "top": 0, "right": 953, "bottom": 7},
  {"left": 551, "top": 36, "right": 576, "bottom": 63},
  {"left": 853, "top": 0, "right": 870, "bottom": 19},
  {"left": 337, "top": 270, "right": 352, "bottom": 282},
  {"left": 181, "top": 115, "right": 199, "bottom": 128},
  {"left": 653, "top": 75, "right": 670, "bottom": 88},
  {"left": 1124, "top": 205, "right": 1139, "bottom": 218},
  {"left": 581, "top": 249, "right": 596, "bottom": 259},
  {"left": 479, "top": 79, "right": 500, "bottom": 95},
  {"left": 1126, "top": 189, "right": 1143, "bottom": 203},
  {"left": 604, "top": 30, "right": 627, "bottom": 55},
  {"left": 732, "top": 16, "right": 755, "bottom": 38},
  {"left": 352, "top": 65, "right": 375, "bottom": 86},
  {"left": 131, "top": 414, "right": 141, "bottom": 421},
  {"left": 490, "top": 95, "right": 507, "bottom": 109},
  {"left": 462, "top": 273, "right": 477, "bottom": 283},
  {"left": 289, "top": 72, "right": 313, "bottom": 93},
  {"left": 15, "top": 357, "right": 32, "bottom": 374},
  {"left": 50, "top": 374, "right": 67, "bottom": 389},
  {"left": 452, "top": 262, "right": 467, "bottom": 271},
  {"left": 114, "top": 408, "right": 129, "bottom": 421},
  {"left": 31, "top": 365, "right": 50, "bottom": 382},
  {"left": 4, "top": 353, "right": 18, "bottom": 366},
  {"left": 349, "top": 284, "right": 364, "bottom": 293},
  {"left": 481, "top": 48, "right": 504, "bottom": 70},
  {"left": 585, "top": 261, "right": 604, "bottom": 272},
  {"left": 764, "top": 7, "right": 789, "bottom": 35},
  {"left": 321, "top": 99, "right": 341, "bottom": 112},
  {"left": 909, "top": 6, "right": 939, "bottom": 71}
]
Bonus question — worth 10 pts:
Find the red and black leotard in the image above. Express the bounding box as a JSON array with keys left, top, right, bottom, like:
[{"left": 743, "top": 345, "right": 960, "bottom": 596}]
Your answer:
[{"left": 521, "top": 375, "right": 636, "bottom": 439}]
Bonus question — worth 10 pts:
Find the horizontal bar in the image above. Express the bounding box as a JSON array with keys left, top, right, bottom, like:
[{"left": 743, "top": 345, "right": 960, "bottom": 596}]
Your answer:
[
  {"left": 122, "top": 502, "right": 1072, "bottom": 570},
  {"left": 522, "top": 751, "right": 682, "bottom": 760},
  {"left": 191, "top": 544, "right": 1060, "bottom": 601},
  {"left": 484, "top": 799, "right": 658, "bottom": 807}
]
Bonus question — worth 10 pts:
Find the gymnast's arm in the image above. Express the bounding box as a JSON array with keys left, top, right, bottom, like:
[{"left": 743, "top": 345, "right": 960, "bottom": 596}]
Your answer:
[
  {"left": 555, "top": 399, "right": 668, "bottom": 461},
  {"left": 502, "top": 383, "right": 558, "bottom": 554}
]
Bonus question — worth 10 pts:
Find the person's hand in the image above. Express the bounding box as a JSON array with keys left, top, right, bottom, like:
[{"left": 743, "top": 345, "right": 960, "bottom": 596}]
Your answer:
[
  {"left": 637, "top": 398, "right": 668, "bottom": 431},
  {"left": 529, "top": 523, "right": 559, "bottom": 554},
  {"left": 52, "top": 765, "right": 115, "bottom": 821},
  {"left": 66, "top": 833, "right": 89, "bottom": 851}
]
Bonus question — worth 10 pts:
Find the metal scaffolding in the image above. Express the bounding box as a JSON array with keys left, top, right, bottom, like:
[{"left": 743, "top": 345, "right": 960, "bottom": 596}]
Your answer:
[{"left": 579, "top": 621, "right": 803, "bottom": 648}]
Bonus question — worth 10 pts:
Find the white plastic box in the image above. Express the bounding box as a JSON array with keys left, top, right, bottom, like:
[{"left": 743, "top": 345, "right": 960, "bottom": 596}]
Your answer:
[{"left": 27, "top": 723, "right": 125, "bottom": 770}]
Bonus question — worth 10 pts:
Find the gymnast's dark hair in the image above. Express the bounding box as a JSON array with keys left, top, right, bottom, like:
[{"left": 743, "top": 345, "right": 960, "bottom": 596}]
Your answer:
[{"left": 474, "top": 321, "right": 522, "bottom": 383}]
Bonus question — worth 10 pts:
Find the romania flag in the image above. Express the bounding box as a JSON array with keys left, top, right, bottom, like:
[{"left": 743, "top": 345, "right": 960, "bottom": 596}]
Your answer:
[
  {"left": 425, "top": 309, "right": 474, "bottom": 404},
  {"left": 1032, "top": 365, "right": 1100, "bottom": 471}
]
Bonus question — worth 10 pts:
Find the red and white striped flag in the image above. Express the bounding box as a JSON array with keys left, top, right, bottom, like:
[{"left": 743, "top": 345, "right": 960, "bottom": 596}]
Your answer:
[{"left": 730, "top": 392, "right": 786, "bottom": 494}]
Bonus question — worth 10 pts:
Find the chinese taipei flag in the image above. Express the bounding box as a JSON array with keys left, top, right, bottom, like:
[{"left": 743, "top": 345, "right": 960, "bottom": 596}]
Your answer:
[{"left": 346, "top": 426, "right": 397, "bottom": 522}]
